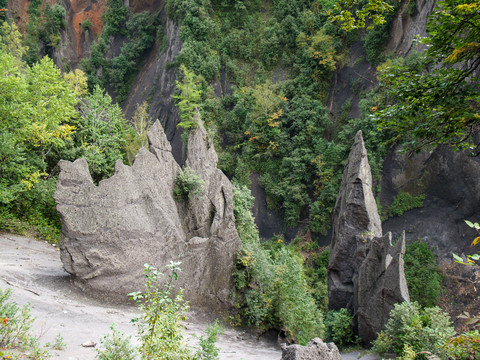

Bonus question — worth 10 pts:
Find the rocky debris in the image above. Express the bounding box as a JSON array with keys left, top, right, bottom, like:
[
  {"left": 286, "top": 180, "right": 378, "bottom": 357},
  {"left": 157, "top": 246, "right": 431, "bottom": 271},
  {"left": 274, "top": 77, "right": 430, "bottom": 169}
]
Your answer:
[
  {"left": 54, "top": 118, "right": 242, "bottom": 310},
  {"left": 328, "top": 130, "right": 409, "bottom": 344},
  {"left": 81, "top": 341, "right": 97, "bottom": 348},
  {"left": 280, "top": 338, "right": 341, "bottom": 360},
  {"left": 356, "top": 232, "right": 410, "bottom": 343},
  {"left": 328, "top": 130, "right": 382, "bottom": 310}
]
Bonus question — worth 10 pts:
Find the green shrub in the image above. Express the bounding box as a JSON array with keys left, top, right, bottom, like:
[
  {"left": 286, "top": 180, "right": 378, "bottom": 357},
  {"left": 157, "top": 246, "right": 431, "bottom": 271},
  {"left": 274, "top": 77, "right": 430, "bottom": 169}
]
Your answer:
[
  {"left": 95, "top": 324, "right": 137, "bottom": 360},
  {"left": 404, "top": 241, "right": 443, "bottom": 308},
  {"left": 387, "top": 192, "right": 425, "bottom": 218},
  {"left": 303, "top": 248, "right": 329, "bottom": 313},
  {"left": 0, "top": 288, "right": 50, "bottom": 358},
  {"left": 174, "top": 167, "right": 205, "bottom": 202},
  {"left": 195, "top": 320, "right": 223, "bottom": 360},
  {"left": 234, "top": 240, "right": 325, "bottom": 345},
  {"left": 372, "top": 301, "right": 455, "bottom": 359},
  {"left": 274, "top": 248, "right": 326, "bottom": 345},
  {"left": 232, "top": 184, "right": 326, "bottom": 344},
  {"left": 173, "top": 65, "right": 202, "bottom": 132},
  {"left": 129, "top": 262, "right": 193, "bottom": 360},
  {"left": 232, "top": 183, "right": 259, "bottom": 244},
  {"left": 324, "top": 308, "right": 355, "bottom": 349},
  {"left": 445, "top": 330, "right": 480, "bottom": 360},
  {"left": 48, "top": 334, "right": 66, "bottom": 351},
  {"left": 82, "top": 19, "right": 93, "bottom": 31}
]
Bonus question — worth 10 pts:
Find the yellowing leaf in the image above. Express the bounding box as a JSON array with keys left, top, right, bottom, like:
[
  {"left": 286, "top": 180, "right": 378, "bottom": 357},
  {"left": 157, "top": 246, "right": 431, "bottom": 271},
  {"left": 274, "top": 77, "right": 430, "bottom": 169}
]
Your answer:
[{"left": 471, "top": 236, "right": 480, "bottom": 247}]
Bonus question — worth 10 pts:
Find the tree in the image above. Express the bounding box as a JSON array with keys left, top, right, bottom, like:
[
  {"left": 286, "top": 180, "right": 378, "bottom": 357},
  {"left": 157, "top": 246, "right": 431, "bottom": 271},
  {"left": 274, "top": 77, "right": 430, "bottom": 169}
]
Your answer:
[
  {"left": 73, "top": 85, "right": 130, "bottom": 182},
  {"left": 0, "top": 22, "right": 79, "bottom": 203},
  {"left": 125, "top": 101, "right": 152, "bottom": 164},
  {"left": 173, "top": 65, "right": 202, "bottom": 131},
  {"left": 374, "top": 0, "right": 480, "bottom": 153},
  {"left": 328, "top": 0, "right": 396, "bottom": 31}
]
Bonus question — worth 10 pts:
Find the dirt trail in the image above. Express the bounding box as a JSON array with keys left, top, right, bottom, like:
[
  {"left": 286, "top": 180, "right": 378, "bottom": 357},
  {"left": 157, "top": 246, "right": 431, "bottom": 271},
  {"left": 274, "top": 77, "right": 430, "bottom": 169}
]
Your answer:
[{"left": 0, "top": 233, "right": 282, "bottom": 360}]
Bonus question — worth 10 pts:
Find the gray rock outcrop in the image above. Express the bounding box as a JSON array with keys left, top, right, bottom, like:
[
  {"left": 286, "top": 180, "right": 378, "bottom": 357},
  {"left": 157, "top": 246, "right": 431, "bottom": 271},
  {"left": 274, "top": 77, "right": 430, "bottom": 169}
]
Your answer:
[
  {"left": 328, "top": 130, "right": 382, "bottom": 310},
  {"left": 281, "top": 338, "right": 341, "bottom": 360},
  {"left": 356, "top": 232, "right": 410, "bottom": 343},
  {"left": 328, "top": 130, "right": 409, "bottom": 344},
  {"left": 54, "top": 118, "right": 242, "bottom": 309}
]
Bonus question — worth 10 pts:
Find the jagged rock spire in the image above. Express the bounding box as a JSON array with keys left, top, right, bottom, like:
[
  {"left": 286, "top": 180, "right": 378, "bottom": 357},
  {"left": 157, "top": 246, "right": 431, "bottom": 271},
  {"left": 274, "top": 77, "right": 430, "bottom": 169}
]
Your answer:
[
  {"left": 328, "top": 130, "right": 382, "bottom": 310},
  {"left": 54, "top": 117, "right": 241, "bottom": 310},
  {"left": 328, "top": 130, "right": 409, "bottom": 344}
]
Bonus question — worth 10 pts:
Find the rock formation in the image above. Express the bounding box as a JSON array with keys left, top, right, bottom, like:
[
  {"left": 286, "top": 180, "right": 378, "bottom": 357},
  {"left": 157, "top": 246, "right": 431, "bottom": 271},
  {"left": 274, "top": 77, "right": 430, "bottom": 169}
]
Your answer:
[
  {"left": 54, "top": 118, "right": 242, "bottom": 309},
  {"left": 328, "top": 130, "right": 409, "bottom": 344},
  {"left": 281, "top": 338, "right": 341, "bottom": 360},
  {"left": 328, "top": 130, "right": 383, "bottom": 310},
  {"left": 356, "top": 232, "right": 410, "bottom": 343}
]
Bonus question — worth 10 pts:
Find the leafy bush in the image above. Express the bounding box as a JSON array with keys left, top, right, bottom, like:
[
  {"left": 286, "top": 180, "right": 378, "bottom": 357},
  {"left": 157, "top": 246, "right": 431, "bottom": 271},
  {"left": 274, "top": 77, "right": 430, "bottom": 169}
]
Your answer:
[
  {"left": 232, "top": 184, "right": 326, "bottom": 344},
  {"left": 195, "top": 320, "right": 223, "bottom": 360},
  {"left": 324, "top": 308, "right": 355, "bottom": 349},
  {"left": 234, "top": 241, "right": 325, "bottom": 344},
  {"left": 232, "top": 183, "right": 259, "bottom": 245},
  {"left": 387, "top": 192, "right": 425, "bottom": 218},
  {"left": 445, "top": 330, "right": 480, "bottom": 360},
  {"left": 48, "top": 334, "right": 66, "bottom": 351},
  {"left": 74, "top": 85, "right": 130, "bottom": 183},
  {"left": 173, "top": 65, "right": 203, "bottom": 132},
  {"left": 0, "top": 288, "right": 49, "bottom": 359},
  {"left": 95, "top": 324, "right": 137, "bottom": 360},
  {"left": 274, "top": 248, "right": 326, "bottom": 345},
  {"left": 82, "top": 19, "right": 93, "bottom": 31},
  {"left": 404, "top": 241, "right": 443, "bottom": 308},
  {"left": 129, "top": 263, "right": 192, "bottom": 360},
  {"left": 174, "top": 167, "right": 205, "bottom": 202},
  {"left": 372, "top": 301, "right": 455, "bottom": 359}
]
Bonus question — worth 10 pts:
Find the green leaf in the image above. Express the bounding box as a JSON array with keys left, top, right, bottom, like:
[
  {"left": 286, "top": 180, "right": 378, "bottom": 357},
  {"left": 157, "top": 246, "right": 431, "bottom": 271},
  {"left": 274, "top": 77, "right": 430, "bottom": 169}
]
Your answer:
[{"left": 465, "top": 220, "right": 474, "bottom": 228}]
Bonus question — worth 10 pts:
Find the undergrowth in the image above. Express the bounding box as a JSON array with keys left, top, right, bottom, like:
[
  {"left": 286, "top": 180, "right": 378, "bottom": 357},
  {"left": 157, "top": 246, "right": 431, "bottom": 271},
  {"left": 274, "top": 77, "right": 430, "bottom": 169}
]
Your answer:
[{"left": 0, "top": 288, "right": 50, "bottom": 359}]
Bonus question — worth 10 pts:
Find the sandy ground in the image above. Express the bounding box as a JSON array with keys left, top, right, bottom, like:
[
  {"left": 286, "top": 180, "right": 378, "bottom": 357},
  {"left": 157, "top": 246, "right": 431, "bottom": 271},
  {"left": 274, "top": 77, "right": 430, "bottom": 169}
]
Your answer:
[{"left": 0, "top": 233, "right": 377, "bottom": 360}]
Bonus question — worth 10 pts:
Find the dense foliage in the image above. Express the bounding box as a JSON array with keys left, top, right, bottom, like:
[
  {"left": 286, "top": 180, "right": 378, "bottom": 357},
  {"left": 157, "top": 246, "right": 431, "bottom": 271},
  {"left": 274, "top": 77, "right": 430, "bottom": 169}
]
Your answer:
[
  {"left": 372, "top": 302, "right": 455, "bottom": 359},
  {"left": 0, "top": 21, "right": 138, "bottom": 242},
  {"left": 404, "top": 242, "right": 443, "bottom": 308},
  {"left": 375, "top": 0, "right": 480, "bottom": 152},
  {"left": 232, "top": 184, "right": 326, "bottom": 345},
  {"left": 324, "top": 308, "right": 356, "bottom": 349}
]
